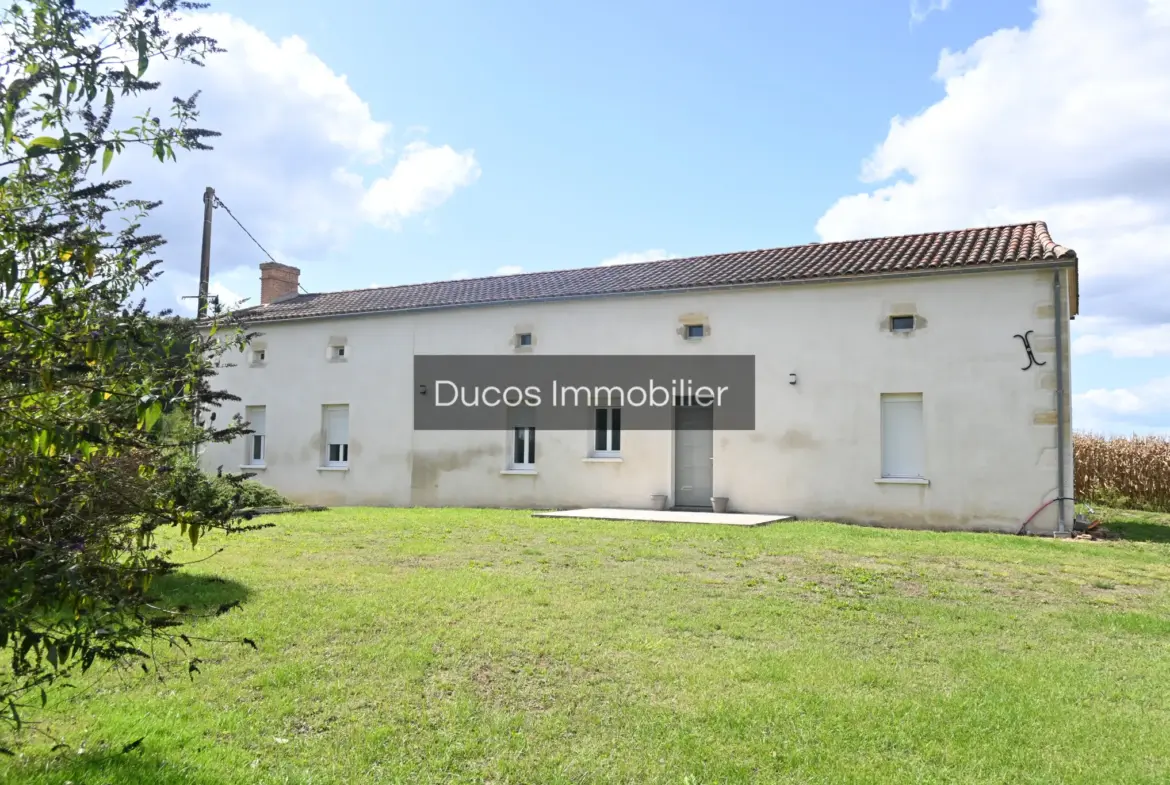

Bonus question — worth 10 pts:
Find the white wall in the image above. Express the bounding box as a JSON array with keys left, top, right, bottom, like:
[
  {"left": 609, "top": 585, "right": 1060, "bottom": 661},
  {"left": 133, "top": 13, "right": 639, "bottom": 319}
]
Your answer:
[{"left": 201, "top": 267, "right": 1075, "bottom": 533}]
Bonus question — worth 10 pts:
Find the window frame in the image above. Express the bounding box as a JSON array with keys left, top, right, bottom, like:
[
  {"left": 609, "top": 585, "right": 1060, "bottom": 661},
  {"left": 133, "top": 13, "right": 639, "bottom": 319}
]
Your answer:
[
  {"left": 591, "top": 406, "right": 622, "bottom": 457},
  {"left": 244, "top": 405, "right": 266, "bottom": 466},
  {"left": 684, "top": 324, "right": 705, "bottom": 340},
  {"left": 322, "top": 404, "right": 350, "bottom": 468},
  {"left": 880, "top": 393, "right": 925, "bottom": 479},
  {"left": 516, "top": 332, "right": 533, "bottom": 347},
  {"left": 511, "top": 426, "right": 536, "bottom": 469},
  {"left": 506, "top": 406, "right": 536, "bottom": 470},
  {"left": 889, "top": 315, "right": 916, "bottom": 333}
]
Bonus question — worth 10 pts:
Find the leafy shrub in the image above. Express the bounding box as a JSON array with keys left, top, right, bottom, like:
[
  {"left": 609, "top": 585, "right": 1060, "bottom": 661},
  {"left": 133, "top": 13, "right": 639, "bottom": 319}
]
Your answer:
[
  {"left": 221, "top": 475, "right": 290, "bottom": 509},
  {"left": 0, "top": 0, "right": 269, "bottom": 734},
  {"left": 160, "top": 411, "right": 291, "bottom": 509}
]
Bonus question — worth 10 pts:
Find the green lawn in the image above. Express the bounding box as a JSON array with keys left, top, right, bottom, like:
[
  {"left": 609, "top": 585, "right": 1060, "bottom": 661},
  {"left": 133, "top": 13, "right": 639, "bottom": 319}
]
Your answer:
[{"left": 5, "top": 507, "right": 1170, "bottom": 784}]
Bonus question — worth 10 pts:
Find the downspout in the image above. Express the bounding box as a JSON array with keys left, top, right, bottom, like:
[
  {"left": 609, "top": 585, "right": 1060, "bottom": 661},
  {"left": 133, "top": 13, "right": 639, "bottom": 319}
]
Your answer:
[{"left": 1053, "top": 268, "right": 1068, "bottom": 535}]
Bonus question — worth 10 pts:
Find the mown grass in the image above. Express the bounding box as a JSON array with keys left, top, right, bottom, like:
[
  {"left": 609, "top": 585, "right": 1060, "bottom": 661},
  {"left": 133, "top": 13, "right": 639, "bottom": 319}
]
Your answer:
[{"left": 5, "top": 508, "right": 1170, "bottom": 784}]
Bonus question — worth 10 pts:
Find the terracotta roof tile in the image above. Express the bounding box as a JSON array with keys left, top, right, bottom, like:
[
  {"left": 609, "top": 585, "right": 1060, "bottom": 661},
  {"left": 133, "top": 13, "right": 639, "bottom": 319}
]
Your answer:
[{"left": 236, "top": 221, "right": 1075, "bottom": 324}]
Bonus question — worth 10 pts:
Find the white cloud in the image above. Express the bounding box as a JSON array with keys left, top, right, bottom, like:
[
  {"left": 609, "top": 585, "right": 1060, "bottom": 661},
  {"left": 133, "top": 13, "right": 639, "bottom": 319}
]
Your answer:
[
  {"left": 1073, "top": 320, "right": 1170, "bottom": 358},
  {"left": 361, "top": 142, "right": 481, "bottom": 227},
  {"left": 210, "top": 279, "right": 248, "bottom": 310},
  {"left": 106, "top": 13, "right": 478, "bottom": 306},
  {"left": 816, "top": 0, "right": 1170, "bottom": 363},
  {"left": 494, "top": 265, "right": 523, "bottom": 276},
  {"left": 170, "top": 265, "right": 256, "bottom": 315},
  {"left": 600, "top": 249, "right": 678, "bottom": 267},
  {"left": 910, "top": 0, "right": 953, "bottom": 24},
  {"left": 1074, "top": 377, "right": 1170, "bottom": 435}
]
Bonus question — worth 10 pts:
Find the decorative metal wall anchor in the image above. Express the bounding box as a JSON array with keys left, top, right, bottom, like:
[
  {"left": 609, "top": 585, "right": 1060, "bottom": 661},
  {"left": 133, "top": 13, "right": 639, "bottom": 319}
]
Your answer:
[{"left": 1014, "top": 330, "right": 1046, "bottom": 371}]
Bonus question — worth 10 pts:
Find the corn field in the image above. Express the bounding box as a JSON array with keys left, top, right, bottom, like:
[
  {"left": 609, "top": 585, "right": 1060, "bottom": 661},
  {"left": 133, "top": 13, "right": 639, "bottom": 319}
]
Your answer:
[{"left": 1075, "top": 432, "right": 1170, "bottom": 512}]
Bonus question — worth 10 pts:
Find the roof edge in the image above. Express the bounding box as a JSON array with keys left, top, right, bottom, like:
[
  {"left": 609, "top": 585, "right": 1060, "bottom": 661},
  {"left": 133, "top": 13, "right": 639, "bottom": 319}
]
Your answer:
[
  {"left": 1033, "top": 220, "right": 1077, "bottom": 260},
  {"left": 241, "top": 221, "right": 1075, "bottom": 305},
  {"left": 235, "top": 256, "right": 1078, "bottom": 326}
]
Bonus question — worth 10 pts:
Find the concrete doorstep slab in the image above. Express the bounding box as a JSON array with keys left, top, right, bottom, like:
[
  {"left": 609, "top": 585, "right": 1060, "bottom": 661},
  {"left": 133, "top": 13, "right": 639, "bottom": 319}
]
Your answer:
[{"left": 533, "top": 508, "right": 791, "bottom": 527}]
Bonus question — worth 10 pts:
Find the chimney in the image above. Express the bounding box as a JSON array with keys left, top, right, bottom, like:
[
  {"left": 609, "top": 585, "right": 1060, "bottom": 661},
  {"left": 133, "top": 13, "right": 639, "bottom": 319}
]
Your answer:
[{"left": 259, "top": 262, "right": 301, "bottom": 305}]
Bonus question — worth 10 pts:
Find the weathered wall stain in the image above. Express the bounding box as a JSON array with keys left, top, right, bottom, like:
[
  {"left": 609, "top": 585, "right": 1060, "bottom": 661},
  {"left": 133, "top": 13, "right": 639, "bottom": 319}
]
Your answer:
[
  {"left": 776, "top": 429, "right": 818, "bottom": 449},
  {"left": 410, "top": 444, "right": 503, "bottom": 490},
  {"left": 742, "top": 430, "right": 818, "bottom": 449},
  {"left": 299, "top": 432, "right": 323, "bottom": 464},
  {"left": 828, "top": 506, "right": 1019, "bottom": 533},
  {"left": 376, "top": 450, "right": 410, "bottom": 466}
]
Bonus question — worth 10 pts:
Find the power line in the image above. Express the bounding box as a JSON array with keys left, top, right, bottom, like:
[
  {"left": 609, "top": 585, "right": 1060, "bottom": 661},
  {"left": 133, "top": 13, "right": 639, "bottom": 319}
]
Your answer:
[
  {"left": 213, "top": 195, "right": 276, "bottom": 264},
  {"left": 212, "top": 195, "right": 309, "bottom": 293}
]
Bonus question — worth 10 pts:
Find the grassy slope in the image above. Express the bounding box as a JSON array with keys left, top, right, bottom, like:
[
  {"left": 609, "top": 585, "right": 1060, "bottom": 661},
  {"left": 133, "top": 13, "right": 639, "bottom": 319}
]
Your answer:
[{"left": 5, "top": 508, "right": 1170, "bottom": 784}]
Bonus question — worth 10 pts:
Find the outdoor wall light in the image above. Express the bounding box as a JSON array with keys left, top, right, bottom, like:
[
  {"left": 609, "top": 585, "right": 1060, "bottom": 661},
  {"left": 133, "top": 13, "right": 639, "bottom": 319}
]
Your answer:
[{"left": 788, "top": 373, "right": 798, "bottom": 385}]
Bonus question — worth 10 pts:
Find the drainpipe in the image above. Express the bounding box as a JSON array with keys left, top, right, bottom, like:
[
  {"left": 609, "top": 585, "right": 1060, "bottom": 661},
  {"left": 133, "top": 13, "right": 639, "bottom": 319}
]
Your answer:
[{"left": 1053, "top": 268, "right": 1068, "bottom": 535}]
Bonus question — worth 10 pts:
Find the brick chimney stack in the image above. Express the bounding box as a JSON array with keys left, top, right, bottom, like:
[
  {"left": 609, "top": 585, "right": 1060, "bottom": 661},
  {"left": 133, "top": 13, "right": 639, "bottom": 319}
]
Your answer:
[{"left": 259, "top": 262, "right": 301, "bottom": 305}]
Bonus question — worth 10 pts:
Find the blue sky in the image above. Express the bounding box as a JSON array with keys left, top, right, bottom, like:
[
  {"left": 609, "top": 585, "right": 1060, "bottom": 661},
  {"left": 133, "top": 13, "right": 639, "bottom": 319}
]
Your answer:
[
  {"left": 121, "top": 0, "right": 1170, "bottom": 434},
  {"left": 194, "top": 0, "right": 1032, "bottom": 275}
]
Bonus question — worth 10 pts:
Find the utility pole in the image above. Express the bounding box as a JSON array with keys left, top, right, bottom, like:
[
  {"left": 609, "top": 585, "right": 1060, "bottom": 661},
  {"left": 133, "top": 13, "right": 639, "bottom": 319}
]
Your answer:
[
  {"left": 192, "top": 186, "right": 215, "bottom": 459},
  {"left": 196, "top": 186, "right": 215, "bottom": 319}
]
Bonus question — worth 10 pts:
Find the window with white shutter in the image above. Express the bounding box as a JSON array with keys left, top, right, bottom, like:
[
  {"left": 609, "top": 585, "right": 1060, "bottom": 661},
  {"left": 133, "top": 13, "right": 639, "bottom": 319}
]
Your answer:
[
  {"left": 880, "top": 394, "right": 925, "bottom": 478},
  {"left": 244, "top": 405, "right": 265, "bottom": 465},
  {"left": 323, "top": 405, "right": 350, "bottom": 467}
]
